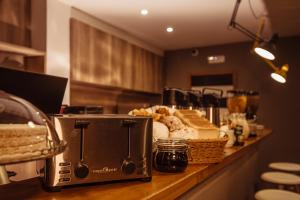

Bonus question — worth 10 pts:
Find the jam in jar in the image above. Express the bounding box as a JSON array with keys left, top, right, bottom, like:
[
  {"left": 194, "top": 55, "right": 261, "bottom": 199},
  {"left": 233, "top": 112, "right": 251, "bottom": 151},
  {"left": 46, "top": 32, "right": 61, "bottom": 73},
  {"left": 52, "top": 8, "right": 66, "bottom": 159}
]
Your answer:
[{"left": 154, "top": 138, "right": 188, "bottom": 173}]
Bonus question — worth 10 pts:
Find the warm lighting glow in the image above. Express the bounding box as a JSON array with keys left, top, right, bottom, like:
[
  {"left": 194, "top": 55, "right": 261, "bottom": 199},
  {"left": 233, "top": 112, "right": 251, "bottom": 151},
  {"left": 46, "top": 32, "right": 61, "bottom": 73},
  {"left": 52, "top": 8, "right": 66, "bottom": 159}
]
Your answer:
[
  {"left": 28, "top": 121, "right": 36, "bottom": 128},
  {"left": 271, "top": 72, "right": 286, "bottom": 83},
  {"left": 166, "top": 27, "right": 174, "bottom": 33},
  {"left": 140, "top": 9, "right": 148, "bottom": 16},
  {"left": 207, "top": 55, "right": 225, "bottom": 64},
  {"left": 208, "top": 56, "right": 214, "bottom": 61},
  {"left": 254, "top": 47, "right": 275, "bottom": 60}
]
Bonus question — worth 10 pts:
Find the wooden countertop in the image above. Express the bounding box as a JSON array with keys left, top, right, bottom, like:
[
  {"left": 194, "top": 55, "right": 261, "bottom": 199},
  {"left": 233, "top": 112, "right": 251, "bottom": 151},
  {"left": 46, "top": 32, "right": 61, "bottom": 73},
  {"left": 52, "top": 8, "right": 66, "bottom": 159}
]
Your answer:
[{"left": 0, "top": 129, "right": 271, "bottom": 200}]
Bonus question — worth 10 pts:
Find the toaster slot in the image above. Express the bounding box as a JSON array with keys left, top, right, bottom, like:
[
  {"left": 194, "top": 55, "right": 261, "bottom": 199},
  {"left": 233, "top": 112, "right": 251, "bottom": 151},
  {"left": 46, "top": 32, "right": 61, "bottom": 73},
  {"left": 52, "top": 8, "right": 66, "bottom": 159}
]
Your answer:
[
  {"left": 121, "top": 119, "right": 137, "bottom": 175},
  {"left": 74, "top": 120, "right": 90, "bottom": 162},
  {"left": 74, "top": 120, "right": 90, "bottom": 179}
]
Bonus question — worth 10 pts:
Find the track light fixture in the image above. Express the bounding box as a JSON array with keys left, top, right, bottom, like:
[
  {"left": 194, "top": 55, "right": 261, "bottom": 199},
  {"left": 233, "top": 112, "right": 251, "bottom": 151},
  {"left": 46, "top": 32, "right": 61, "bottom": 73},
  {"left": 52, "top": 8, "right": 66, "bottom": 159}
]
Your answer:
[
  {"left": 263, "top": 59, "right": 289, "bottom": 84},
  {"left": 254, "top": 41, "right": 276, "bottom": 60},
  {"left": 229, "top": 0, "right": 289, "bottom": 83},
  {"left": 229, "top": 0, "right": 276, "bottom": 60}
]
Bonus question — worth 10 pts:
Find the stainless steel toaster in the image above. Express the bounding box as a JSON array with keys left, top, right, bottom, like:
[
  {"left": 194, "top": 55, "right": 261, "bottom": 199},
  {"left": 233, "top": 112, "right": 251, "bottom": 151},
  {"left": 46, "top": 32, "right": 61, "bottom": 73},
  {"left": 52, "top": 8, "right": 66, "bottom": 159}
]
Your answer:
[{"left": 41, "top": 114, "right": 152, "bottom": 190}]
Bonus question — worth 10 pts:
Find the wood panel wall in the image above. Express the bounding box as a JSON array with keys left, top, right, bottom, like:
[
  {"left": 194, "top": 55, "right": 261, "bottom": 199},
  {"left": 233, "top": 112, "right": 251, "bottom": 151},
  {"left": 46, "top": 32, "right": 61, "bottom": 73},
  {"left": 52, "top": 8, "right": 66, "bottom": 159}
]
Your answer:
[
  {"left": 70, "top": 18, "right": 164, "bottom": 113},
  {"left": 0, "top": 0, "right": 31, "bottom": 47},
  {"left": 0, "top": 0, "right": 46, "bottom": 73},
  {"left": 70, "top": 80, "right": 161, "bottom": 114},
  {"left": 70, "top": 18, "right": 163, "bottom": 93}
]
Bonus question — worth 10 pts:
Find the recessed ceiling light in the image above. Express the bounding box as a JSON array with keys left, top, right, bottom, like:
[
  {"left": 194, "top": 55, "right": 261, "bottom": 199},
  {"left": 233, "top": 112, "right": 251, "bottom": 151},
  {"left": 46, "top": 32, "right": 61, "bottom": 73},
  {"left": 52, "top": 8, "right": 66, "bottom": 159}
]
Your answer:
[
  {"left": 140, "top": 9, "right": 148, "bottom": 16},
  {"left": 166, "top": 27, "right": 174, "bottom": 33}
]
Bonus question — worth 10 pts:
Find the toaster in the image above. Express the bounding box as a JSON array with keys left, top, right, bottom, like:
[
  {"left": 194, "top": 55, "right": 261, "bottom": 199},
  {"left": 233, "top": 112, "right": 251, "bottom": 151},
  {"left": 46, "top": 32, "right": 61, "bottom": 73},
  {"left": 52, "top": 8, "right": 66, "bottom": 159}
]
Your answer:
[{"left": 41, "top": 114, "right": 152, "bottom": 191}]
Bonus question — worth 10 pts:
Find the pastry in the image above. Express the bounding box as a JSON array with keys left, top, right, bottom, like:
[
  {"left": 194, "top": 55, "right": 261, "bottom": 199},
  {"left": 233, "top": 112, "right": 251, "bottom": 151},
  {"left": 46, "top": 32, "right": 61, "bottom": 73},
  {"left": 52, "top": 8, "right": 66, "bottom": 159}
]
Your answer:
[
  {"left": 153, "top": 121, "right": 169, "bottom": 142},
  {"left": 175, "top": 110, "right": 217, "bottom": 129},
  {"left": 0, "top": 124, "right": 49, "bottom": 162},
  {"left": 131, "top": 108, "right": 151, "bottom": 116},
  {"left": 175, "top": 110, "right": 220, "bottom": 139},
  {"left": 156, "top": 107, "right": 170, "bottom": 115},
  {"left": 170, "top": 127, "right": 198, "bottom": 140},
  {"left": 159, "top": 116, "right": 185, "bottom": 132}
]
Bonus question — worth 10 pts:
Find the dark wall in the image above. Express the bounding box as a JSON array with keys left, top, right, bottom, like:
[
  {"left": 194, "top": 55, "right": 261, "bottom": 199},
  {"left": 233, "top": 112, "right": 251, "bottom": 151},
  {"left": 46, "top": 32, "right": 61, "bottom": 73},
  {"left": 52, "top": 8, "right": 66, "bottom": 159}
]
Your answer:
[{"left": 165, "top": 36, "right": 300, "bottom": 171}]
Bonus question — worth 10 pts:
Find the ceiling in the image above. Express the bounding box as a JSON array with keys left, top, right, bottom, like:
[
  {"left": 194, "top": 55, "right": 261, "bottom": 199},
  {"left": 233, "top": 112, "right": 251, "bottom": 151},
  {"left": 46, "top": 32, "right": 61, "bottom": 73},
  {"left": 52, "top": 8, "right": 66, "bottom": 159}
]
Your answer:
[
  {"left": 264, "top": 0, "right": 300, "bottom": 38},
  {"left": 61, "top": 0, "right": 300, "bottom": 51}
]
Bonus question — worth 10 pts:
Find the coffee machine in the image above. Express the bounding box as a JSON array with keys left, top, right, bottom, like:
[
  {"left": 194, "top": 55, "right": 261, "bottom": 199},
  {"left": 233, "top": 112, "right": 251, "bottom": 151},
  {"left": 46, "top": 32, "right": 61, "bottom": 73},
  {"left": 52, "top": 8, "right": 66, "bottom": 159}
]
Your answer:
[
  {"left": 163, "top": 88, "right": 189, "bottom": 108},
  {"left": 202, "top": 88, "right": 223, "bottom": 127},
  {"left": 187, "top": 90, "right": 202, "bottom": 109}
]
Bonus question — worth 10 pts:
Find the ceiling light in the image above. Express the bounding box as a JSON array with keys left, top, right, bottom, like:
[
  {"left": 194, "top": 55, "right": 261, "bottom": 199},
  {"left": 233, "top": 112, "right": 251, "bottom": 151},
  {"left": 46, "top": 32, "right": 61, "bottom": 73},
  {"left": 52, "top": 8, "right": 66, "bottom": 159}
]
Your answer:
[
  {"left": 263, "top": 59, "right": 289, "bottom": 84},
  {"left": 166, "top": 27, "right": 174, "bottom": 33},
  {"left": 271, "top": 72, "right": 286, "bottom": 84},
  {"left": 254, "top": 42, "right": 276, "bottom": 60},
  {"left": 140, "top": 9, "right": 148, "bottom": 16},
  {"left": 229, "top": 2, "right": 276, "bottom": 61},
  {"left": 229, "top": 0, "right": 289, "bottom": 83},
  {"left": 254, "top": 47, "right": 275, "bottom": 60},
  {"left": 270, "top": 64, "right": 288, "bottom": 84}
]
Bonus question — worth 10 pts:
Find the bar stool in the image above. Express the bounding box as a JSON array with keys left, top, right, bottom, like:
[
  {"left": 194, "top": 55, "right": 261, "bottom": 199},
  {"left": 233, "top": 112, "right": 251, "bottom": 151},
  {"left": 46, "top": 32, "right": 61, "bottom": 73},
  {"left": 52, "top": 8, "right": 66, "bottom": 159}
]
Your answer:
[
  {"left": 261, "top": 172, "right": 300, "bottom": 192},
  {"left": 269, "top": 162, "right": 300, "bottom": 173},
  {"left": 255, "top": 189, "right": 300, "bottom": 200}
]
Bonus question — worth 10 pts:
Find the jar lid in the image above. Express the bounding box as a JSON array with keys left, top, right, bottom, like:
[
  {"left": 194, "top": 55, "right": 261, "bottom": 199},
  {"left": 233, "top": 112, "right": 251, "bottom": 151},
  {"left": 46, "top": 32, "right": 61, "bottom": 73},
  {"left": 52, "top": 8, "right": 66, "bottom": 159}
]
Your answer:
[{"left": 156, "top": 138, "right": 188, "bottom": 150}]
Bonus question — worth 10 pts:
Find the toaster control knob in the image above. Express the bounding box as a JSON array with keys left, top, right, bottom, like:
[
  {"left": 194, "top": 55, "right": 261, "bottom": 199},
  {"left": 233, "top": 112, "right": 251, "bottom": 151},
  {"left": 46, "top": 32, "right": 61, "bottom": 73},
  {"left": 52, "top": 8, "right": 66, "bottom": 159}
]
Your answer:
[
  {"left": 75, "top": 163, "right": 89, "bottom": 178},
  {"left": 122, "top": 160, "right": 136, "bottom": 175}
]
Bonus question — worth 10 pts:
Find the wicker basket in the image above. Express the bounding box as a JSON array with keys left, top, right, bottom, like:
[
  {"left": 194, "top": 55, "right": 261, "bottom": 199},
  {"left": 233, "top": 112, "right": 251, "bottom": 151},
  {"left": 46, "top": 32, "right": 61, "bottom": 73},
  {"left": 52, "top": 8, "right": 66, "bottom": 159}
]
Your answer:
[{"left": 187, "top": 137, "right": 228, "bottom": 164}]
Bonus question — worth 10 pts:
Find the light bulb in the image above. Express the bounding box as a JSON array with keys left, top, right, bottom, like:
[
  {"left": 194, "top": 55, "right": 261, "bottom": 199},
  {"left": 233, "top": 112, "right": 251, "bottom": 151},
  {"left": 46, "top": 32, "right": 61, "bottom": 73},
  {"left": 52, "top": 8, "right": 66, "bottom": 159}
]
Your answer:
[
  {"left": 254, "top": 47, "right": 275, "bottom": 60},
  {"left": 166, "top": 27, "right": 174, "bottom": 33},
  {"left": 271, "top": 72, "right": 286, "bottom": 83},
  {"left": 140, "top": 9, "right": 148, "bottom": 16}
]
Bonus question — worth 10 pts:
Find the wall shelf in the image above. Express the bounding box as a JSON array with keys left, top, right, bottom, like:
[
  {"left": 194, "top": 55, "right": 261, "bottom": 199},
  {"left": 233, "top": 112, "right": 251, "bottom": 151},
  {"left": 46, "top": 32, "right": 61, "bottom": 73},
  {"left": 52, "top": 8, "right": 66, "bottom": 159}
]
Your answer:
[{"left": 0, "top": 41, "right": 45, "bottom": 57}]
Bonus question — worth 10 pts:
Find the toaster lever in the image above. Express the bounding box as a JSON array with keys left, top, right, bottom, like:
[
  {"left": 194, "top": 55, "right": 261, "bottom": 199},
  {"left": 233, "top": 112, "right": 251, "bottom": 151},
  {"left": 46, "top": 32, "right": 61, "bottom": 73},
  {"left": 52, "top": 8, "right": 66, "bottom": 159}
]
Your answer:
[
  {"left": 121, "top": 119, "right": 137, "bottom": 175},
  {"left": 74, "top": 120, "right": 90, "bottom": 162},
  {"left": 74, "top": 120, "right": 90, "bottom": 179}
]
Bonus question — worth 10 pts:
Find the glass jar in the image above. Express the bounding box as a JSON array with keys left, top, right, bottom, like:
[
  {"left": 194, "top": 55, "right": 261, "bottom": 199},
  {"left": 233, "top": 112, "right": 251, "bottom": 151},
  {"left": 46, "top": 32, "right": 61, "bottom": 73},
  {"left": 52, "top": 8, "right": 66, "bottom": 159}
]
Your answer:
[
  {"left": 228, "top": 113, "right": 249, "bottom": 138},
  {"left": 154, "top": 138, "right": 188, "bottom": 173},
  {"left": 246, "top": 91, "right": 260, "bottom": 120},
  {"left": 237, "top": 113, "right": 250, "bottom": 139},
  {"left": 227, "top": 90, "right": 247, "bottom": 113}
]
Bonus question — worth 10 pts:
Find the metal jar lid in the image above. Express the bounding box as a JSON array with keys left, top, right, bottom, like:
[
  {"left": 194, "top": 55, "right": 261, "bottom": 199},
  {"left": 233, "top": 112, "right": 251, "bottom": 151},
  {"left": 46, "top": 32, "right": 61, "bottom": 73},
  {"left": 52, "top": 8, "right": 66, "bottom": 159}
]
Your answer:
[{"left": 156, "top": 138, "right": 188, "bottom": 151}]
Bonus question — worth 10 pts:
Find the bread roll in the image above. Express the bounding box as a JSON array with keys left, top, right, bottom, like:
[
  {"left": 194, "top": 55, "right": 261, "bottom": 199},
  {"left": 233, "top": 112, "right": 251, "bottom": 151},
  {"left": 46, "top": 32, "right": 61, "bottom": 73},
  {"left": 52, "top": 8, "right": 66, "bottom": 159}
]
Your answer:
[
  {"left": 170, "top": 127, "right": 198, "bottom": 140},
  {"left": 153, "top": 121, "right": 169, "bottom": 142},
  {"left": 159, "top": 116, "right": 185, "bottom": 132}
]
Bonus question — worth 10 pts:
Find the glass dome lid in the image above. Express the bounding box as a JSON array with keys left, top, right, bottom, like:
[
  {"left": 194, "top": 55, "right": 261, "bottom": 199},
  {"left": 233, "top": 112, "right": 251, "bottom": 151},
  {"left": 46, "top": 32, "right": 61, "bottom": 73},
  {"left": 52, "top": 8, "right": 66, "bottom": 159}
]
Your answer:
[{"left": 0, "top": 90, "right": 66, "bottom": 165}]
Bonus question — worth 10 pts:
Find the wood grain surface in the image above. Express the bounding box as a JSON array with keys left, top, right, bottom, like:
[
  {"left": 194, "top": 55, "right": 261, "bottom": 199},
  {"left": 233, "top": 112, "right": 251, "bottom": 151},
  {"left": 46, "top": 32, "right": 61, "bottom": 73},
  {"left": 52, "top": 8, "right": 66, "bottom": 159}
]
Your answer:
[
  {"left": 0, "top": 0, "right": 46, "bottom": 73},
  {"left": 0, "top": 129, "right": 272, "bottom": 200},
  {"left": 70, "top": 80, "right": 162, "bottom": 114},
  {"left": 0, "top": 41, "right": 45, "bottom": 56},
  {"left": 70, "top": 18, "right": 164, "bottom": 94},
  {"left": 70, "top": 18, "right": 163, "bottom": 111},
  {"left": 0, "top": 0, "right": 31, "bottom": 47}
]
